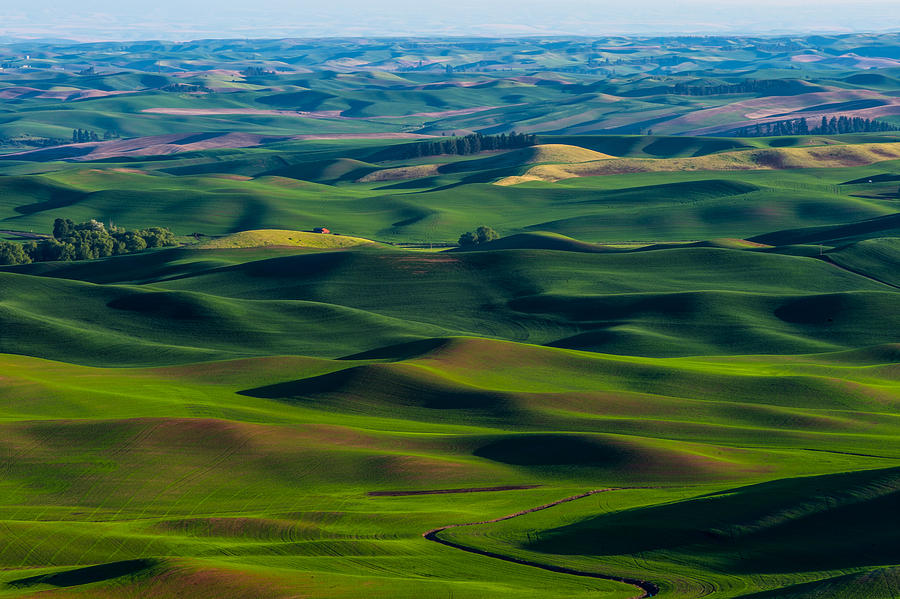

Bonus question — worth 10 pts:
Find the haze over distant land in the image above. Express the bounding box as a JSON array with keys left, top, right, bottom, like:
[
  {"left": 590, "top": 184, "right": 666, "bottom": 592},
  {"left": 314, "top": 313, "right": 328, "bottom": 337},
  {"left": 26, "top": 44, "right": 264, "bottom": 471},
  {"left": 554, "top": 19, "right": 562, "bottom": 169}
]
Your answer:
[{"left": 3, "top": 0, "right": 900, "bottom": 41}]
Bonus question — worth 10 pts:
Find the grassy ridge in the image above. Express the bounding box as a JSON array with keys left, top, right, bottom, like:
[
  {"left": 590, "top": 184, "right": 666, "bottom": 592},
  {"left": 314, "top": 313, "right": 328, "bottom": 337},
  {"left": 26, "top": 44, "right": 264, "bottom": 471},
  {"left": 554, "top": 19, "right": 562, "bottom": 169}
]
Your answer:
[
  {"left": 437, "top": 469, "right": 900, "bottom": 597},
  {"left": 0, "top": 329, "right": 896, "bottom": 597},
  {"left": 2, "top": 135, "right": 900, "bottom": 244},
  {"left": 496, "top": 142, "right": 900, "bottom": 184},
  {"left": 3, "top": 242, "right": 896, "bottom": 364},
  {"left": 195, "top": 229, "right": 377, "bottom": 249},
  {"left": 827, "top": 238, "right": 900, "bottom": 286},
  {"left": 4, "top": 33, "right": 900, "bottom": 597},
  {"left": 0, "top": 133, "right": 897, "bottom": 597}
]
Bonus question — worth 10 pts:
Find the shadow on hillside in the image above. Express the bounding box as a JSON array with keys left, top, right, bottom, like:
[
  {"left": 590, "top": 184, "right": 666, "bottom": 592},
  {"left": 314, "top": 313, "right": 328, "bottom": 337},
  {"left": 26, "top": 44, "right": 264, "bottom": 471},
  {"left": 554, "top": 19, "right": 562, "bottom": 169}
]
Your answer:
[{"left": 7, "top": 559, "right": 159, "bottom": 588}]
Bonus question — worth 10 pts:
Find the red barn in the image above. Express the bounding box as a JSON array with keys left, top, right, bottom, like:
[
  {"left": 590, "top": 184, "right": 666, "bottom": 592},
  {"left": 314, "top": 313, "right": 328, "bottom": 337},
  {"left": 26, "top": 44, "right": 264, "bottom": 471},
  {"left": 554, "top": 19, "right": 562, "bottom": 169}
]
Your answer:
[{"left": 313, "top": 227, "right": 330, "bottom": 234}]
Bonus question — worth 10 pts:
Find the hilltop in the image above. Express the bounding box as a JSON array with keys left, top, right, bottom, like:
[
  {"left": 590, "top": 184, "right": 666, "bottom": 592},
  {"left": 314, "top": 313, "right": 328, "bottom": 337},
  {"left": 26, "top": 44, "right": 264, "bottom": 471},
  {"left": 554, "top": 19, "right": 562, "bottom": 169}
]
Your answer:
[
  {"left": 195, "top": 229, "right": 377, "bottom": 249},
  {"left": 496, "top": 141, "right": 900, "bottom": 184},
  {"left": 0, "top": 33, "right": 899, "bottom": 599}
]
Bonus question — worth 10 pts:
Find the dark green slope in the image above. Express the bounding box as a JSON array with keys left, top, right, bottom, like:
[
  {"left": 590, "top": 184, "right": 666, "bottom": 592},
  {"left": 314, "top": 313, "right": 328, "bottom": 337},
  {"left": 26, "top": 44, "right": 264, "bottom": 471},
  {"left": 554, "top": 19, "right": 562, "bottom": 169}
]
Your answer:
[
  {"left": 1, "top": 153, "right": 895, "bottom": 243},
  {"left": 2, "top": 35, "right": 900, "bottom": 599},
  {"left": 529, "top": 467, "right": 900, "bottom": 575},
  {"left": 736, "top": 568, "right": 900, "bottom": 599},
  {"left": 532, "top": 289, "right": 900, "bottom": 356},
  {"left": 750, "top": 212, "right": 900, "bottom": 246},
  {"left": 235, "top": 337, "right": 900, "bottom": 447},
  {"left": 826, "top": 237, "right": 900, "bottom": 287},
  {"left": 448, "top": 232, "right": 620, "bottom": 253},
  {"left": 0, "top": 270, "right": 452, "bottom": 365},
  {"left": 152, "top": 246, "right": 896, "bottom": 357},
  {"left": 3, "top": 242, "right": 897, "bottom": 363}
]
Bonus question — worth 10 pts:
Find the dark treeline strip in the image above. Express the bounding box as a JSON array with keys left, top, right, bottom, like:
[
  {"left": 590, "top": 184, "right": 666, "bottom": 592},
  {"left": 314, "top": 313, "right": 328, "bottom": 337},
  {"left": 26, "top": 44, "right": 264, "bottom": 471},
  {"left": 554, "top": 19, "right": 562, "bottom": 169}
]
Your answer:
[
  {"left": 241, "top": 66, "right": 274, "bottom": 77},
  {"left": 159, "top": 83, "right": 211, "bottom": 92},
  {"left": 622, "top": 79, "right": 812, "bottom": 98},
  {"left": 0, "top": 136, "right": 68, "bottom": 148},
  {"left": 371, "top": 132, "right": 537, "bottom": 161},
  {"left": 671, "top": 79, "right": 805, "bottom": 96},
  {"left": 0, "top": 219, "right": 177, "bottom": 266},
  {"left": 72, "top": 129, "right": 119, "bottom": 143},
  {"left": 72, "top": 129, "right": 100, "bottom": 143},
  {"left": 735, "top": 116, "right": 900, "bottom": 137}
]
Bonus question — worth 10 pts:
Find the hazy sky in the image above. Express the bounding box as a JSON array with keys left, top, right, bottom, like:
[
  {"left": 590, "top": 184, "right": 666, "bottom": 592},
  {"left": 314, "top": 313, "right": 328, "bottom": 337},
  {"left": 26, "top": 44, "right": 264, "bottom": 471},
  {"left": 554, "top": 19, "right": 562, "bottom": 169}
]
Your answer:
[{"left": 4, "top": 0, "right": 900, "bottom": 41}]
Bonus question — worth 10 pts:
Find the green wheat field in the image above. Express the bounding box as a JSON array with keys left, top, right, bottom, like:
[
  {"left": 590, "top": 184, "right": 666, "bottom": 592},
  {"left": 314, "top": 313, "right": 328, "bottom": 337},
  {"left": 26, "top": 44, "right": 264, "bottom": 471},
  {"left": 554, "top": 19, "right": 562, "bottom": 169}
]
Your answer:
[{"left": 0, "top": 34, "right": 898, "bottom": 598}]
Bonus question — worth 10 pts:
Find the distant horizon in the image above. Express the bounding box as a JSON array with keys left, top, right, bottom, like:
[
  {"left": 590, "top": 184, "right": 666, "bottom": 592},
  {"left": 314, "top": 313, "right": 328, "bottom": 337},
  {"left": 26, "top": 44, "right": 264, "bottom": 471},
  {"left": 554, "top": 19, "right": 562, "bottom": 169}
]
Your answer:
[
  {"left": 4, "top": 30, "right": 900, "bottom": 46},
  {"left": 4, "top": 0, "right": 900, "bottom": 44}
]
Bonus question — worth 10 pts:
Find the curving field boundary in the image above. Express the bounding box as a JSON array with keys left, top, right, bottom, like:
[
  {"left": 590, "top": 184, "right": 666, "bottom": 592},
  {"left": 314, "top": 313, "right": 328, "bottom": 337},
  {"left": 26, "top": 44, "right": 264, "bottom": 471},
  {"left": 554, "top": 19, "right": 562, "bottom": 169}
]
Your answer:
[{"left": 423, "top": 488, "right": 660, "bottom": 598}]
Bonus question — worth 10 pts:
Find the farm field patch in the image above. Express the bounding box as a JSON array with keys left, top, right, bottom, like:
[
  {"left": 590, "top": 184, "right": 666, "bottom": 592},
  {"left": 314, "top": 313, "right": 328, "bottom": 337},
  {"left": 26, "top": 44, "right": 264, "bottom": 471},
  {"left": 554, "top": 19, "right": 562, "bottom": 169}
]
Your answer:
[{"left": 0, "top": 33, "right": 899, "bottom": 598}]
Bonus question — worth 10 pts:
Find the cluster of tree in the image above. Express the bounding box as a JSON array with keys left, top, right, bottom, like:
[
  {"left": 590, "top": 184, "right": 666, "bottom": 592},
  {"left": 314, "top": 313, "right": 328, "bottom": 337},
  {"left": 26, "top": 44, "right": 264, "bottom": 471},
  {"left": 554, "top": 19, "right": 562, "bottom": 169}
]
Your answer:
[
  {"left": 735, "top": 116, "right": 900, "bottom": 137},
  {"left": 758, "top": 41, "right": 808, "bottom": 52},
  {"left": 160, "top": 83, "right": 211, "bottom": 93},
  {"left": 0, "top": 135, "right": 68, "bottom": 148},
  {"left": 375, "top": 132, "right": 537, "bottom": 161},
  {"left": 556, "top": 65, "right": 614, "bottom": 75},
  {"left": 72, "top": 129, "right": 100, "bottom": 143},
  {"left": 584, "top": 56, "right": 624, "bottom": 66},
  {"left": 241, "top": 66, "right": 274, "bottom": 77},
  {"left": 71, "top": 129, "right": 119, "bottom": 143},
  {"left": 0, "top": 219, "right": 177, "bottom": 266},
  {"left": 649, "top": 79, "right": 808, "bottom": 97},
  {"left": 812, "top": 115, "right": 899, "bottom": 135},
  {"left": 457, "top": 226, "right": 499, "bottom": 248},
  {"left": 436, "top": 61, "right": 504, "bottom": 73},
  {"left": 609, "top": 56, "right": 681, "bottom": 66}
]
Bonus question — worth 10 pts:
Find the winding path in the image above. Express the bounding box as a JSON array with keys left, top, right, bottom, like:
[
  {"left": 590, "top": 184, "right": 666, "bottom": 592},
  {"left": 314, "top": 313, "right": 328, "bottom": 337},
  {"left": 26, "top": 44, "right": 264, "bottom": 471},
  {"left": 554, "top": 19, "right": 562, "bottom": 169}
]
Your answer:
[{"left": 422, "top": 488, "right": 660, "bottom": 598}]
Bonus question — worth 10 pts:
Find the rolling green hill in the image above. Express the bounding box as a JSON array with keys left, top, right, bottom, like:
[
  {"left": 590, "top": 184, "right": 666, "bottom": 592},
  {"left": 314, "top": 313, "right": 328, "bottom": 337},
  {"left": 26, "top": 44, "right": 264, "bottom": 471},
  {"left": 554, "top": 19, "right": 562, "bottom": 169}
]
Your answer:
[
  {"left": 195, "top": 229, "right": 377, "bottom": 249},
  {"left": 6, "top": 34, "right": 900, "bottom": 154},
  {"left": 0, "top": 132, "right": 898, "bottom": 599},
  {"left": 1, "top": 33, "right": 900, "bottom": 599},
  {"left": 2, "top": 145, "right": 899, "bottom": 245}
]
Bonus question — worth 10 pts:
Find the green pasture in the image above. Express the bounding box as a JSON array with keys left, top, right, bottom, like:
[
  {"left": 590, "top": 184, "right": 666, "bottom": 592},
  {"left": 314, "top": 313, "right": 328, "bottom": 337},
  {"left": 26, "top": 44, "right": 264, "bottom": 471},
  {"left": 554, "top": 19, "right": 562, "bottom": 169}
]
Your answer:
[
  {"left": 2, "top": 138, "right": 900, "bottom": 244},
  {"left": 0, "top": 330, "right": 897, "bottom": 597},
  {"left": 2, "top": 239, "right": 898, "bottom": 363},
  {"left": 0, "top": 130, "right": 897, "bottom": 597},
  {"left": 0, "top": 227, "right": 898, "bottom": 597}
]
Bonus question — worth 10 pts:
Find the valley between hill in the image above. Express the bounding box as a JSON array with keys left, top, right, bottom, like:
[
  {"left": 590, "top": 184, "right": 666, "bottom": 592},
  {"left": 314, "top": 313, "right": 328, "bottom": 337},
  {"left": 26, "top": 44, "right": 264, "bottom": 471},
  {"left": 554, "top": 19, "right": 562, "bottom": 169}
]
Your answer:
[{"left": 0, "top": 34, "right": 898, "bottom": 599}]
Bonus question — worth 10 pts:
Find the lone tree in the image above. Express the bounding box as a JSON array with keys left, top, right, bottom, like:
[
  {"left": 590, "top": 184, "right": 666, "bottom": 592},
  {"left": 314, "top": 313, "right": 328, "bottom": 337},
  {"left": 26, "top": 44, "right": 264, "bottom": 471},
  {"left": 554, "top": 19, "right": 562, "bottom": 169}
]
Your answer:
[{"left": 458, "top": 226, "right": 499, "bottom": 248}]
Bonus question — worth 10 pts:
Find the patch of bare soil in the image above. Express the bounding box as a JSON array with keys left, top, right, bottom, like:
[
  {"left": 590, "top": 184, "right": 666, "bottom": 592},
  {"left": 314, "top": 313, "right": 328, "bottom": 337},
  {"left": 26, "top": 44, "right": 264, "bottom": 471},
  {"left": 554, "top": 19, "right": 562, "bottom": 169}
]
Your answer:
[
  {"left": 0, "top": 87, "right": 137, "bottom": 101},
  {"left": 2, "top": 133, "right": 283, "bottom": 161},
  {"left": 1, "top": 131, "right": 438, "bottom": 162}
]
